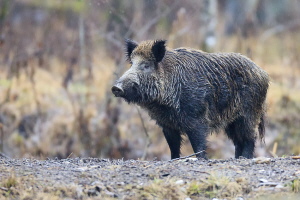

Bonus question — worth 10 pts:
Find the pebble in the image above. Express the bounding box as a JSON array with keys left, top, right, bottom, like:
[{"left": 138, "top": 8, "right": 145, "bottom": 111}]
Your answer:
[
  {"left": 117, "top": 182, "right": 125, "bottom": 186},
  {"left": 87, "top": 188, "right": 100, "bottom": 196},
  {"left": 253, "top": 157, "right": 271, "bottom": 164},
  {"left": 105, "top": 191, "right": 118, "bottom": 198},
  {"left": 185, "top": 158, "right": 198, "bottom": 162},
  {"left": 259, "top": 178, "right": 268, "bottom": 183},
  {"left": 275, "top": 184, "right": 284, "bottom": 189},
  {"left": 175, "top": 180, "right": 184, "bottom": 185},
  {"left": 258, "top": 182, "right": 280, "bottom": 187}
]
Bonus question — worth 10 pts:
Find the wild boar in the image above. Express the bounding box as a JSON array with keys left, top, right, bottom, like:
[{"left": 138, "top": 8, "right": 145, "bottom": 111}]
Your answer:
[{"left": 112, "top": 39, "right": 269, "bottom": 159}]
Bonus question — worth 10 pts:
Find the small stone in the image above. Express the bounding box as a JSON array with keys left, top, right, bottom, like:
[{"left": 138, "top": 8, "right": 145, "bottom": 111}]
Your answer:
[
  {"left": 106, "top": 186, "right": 114, "bottom": 192},
  {"left": 117, "top": 182, "right": 125, "bottom": 186},
  {"left": 236, "top": 177, "right": 247, "bottom": 183},
  {"left": 95, "top": 186, "right": 101, "bottom": 192},
  {"left": 87, "top": 188, "right": 99, "bottom": 196},
  {"left": 253, "top": 157, "right": 271, "bottom": 164},
  {"left": 258, "top": 182, "right": 280, "bottom": 187},
  {"left": 105, "top": 191, "right": 118, "bottom": 198},
  {"left": 259, "top": 178, "right": 268, "bottom": 183},
  {"left": 258, "top": 170, "right": 266, "bottom": 173},
  {"left": 76, "top": 186, "right": 84, "bottom": 198},
  {"left": 161, "top": 173, "right": 170, "bottom": 177},
  {"left": 275, "top": 184, "right": 284, "bottom": 189},
  {"left": 73, "top": 167, "right": 89, "bottom": 172},
  {"left": 185, "top": 158, "right": 198, "bottom": 162},
  {"left": 90, "top": 165, "right": 100, "bottom": 169},
  {"left": 91, "top": 181, "right": 103, "bottom": 186},
  {"left": 175, "top": 180, "right": 184, "bottom": 185}
]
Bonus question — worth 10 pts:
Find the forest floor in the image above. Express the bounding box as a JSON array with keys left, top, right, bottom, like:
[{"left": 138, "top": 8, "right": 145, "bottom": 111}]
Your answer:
[{"left": 0, "top": 157, "right": 300, "bottom": 200}]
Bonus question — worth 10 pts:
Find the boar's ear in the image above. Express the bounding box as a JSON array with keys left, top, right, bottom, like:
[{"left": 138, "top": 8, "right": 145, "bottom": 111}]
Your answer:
[
  {"left": 152, "top": 40, "right": 166, "bottom": 63},
  {"left": 125, "top": 39, "right": 138, "bottom": 62}
]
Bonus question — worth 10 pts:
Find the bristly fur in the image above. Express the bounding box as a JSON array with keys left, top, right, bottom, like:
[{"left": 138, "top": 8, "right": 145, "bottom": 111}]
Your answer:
[
  {"left": 113, "top": 39, "right": 269, "bottom": 160},
  {"left": 258, "top": 112, "right": 266, "bottom": 143}
]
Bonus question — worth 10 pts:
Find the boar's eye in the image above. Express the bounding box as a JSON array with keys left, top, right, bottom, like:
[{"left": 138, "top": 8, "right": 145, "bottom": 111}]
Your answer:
[{"left": 140, "top": 63, "right": 152, "bottom": 72}]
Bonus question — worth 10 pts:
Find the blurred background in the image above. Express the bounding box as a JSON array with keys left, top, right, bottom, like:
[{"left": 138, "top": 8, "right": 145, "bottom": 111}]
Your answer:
[{"left": 0, "top": 0, "right": 300, "bottom": 160}]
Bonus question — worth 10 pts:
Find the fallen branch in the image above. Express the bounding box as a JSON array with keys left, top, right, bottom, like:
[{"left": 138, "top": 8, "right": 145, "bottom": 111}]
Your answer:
[
  {"left": 66, "top": 152, "right": 73, "bottom": 159},
  {"left": 0, "top": 187, "right": 8, "bottom": 191},
  {"left": 169, "top": 151, "right": 205, "bottom": 162}
]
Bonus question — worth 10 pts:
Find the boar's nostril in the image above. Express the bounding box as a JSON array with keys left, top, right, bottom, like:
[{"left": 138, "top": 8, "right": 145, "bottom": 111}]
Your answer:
[{"left": 112, "top": 85, "right": 124, "bottom": 97}]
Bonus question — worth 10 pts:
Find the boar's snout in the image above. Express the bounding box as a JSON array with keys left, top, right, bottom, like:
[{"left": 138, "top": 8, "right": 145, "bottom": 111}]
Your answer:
[{"left": 112, "top": 83, "right": 124, "bottom": 97}]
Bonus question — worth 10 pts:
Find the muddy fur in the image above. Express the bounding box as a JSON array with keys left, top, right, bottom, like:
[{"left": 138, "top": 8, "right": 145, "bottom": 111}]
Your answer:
[{"left": 112, "top": 39, "right": 269, "bottom": 159}]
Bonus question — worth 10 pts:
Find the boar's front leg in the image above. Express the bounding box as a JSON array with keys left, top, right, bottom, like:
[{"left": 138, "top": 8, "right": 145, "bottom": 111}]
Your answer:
[
  {"left": 185, "top": 121, "right": 208, "bottom": 159},
  {"left": 163, "top": 127, "right": 182, "bottom": 159}
]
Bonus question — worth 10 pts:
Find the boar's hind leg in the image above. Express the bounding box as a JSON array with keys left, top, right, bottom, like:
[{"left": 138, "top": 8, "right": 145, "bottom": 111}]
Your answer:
[
  {"left": 163, "top": 127, "right": 182, "bottom": 159},
  {"left": 225, "top": 122, "right": 243, "bottom": 158},
  {"left": 185, "top": 123, "right": 208, "bottom": 159},
  {"left": 225, "top": 116, "right": 255, "bottom": 159}
]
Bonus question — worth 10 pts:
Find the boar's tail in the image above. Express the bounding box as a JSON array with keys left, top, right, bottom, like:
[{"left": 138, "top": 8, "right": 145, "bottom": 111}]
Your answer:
[{"left": 258, "top": 113, "right": 266, "bottom": 143}]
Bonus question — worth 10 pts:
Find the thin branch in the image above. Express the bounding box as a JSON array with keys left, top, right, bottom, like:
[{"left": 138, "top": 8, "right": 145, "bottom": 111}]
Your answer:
[
  {"left": 0, "top": 152, "right": 9, "bottom": 159},
  {"left": 260, "top": 20, "right": 300, "bottom": 42},
  {"left": 169, "top": 150, "right": 205, "bottom": 162},
  {"left": 78, "top": 12, "right": 87, "bottom": 109},
  {"left": 66, "top": 152, "right": 73, "bottom": 159},
  {"left": 136, "top": 1, "right": 180, "bottom": 40},
  {"left": 136, "top": 106, "right": 151, "bottom": 160},
  {"left": 28, "top": 64, "right": 42, "bottom": 115}
]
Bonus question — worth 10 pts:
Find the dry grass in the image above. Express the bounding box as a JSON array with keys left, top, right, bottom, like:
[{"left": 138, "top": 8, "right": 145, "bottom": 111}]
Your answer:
[
  {"left": 134, "top": 178, "right": 188, "bottom": 200},
  {"left": 186, "top": 174, "right": 250, "bottom": 199},
  {"left": 292, "top": 179, "right": 300, "bottom": 193}
]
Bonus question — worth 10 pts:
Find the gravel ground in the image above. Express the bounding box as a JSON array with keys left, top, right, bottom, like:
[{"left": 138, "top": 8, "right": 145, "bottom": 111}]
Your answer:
[{"left": 0, "top": 157, "right": 300, "bottom": 199}]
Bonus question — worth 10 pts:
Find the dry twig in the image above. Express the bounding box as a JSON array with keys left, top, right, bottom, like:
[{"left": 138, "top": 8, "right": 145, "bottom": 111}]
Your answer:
[
  {"left": 0, "top": 187, "right": 8, "bottom": 191},
  {"left": 136, "top": 106, "right": 151, "bottom": 160},
  {"left": 169, "top": 151, "right": 205, "bottom": 162}
]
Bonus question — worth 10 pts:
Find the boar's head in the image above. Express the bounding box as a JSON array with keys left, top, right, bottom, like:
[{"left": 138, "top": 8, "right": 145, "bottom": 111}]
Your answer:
[{"left": 112, "top": 39, "right": 166, "bottom": 104}]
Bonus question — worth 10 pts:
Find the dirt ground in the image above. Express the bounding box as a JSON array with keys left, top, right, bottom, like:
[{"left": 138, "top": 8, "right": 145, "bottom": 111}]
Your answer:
[{"left": 0, "top": 156, "right": 300, "bottom": 200}]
